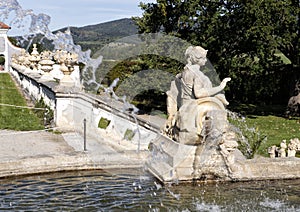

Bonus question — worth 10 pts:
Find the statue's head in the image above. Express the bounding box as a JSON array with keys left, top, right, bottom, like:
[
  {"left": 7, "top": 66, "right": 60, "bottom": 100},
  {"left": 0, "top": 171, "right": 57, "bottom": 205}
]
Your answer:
[{"left": 185, "top": 46, "right": 208, "bottom": 66}]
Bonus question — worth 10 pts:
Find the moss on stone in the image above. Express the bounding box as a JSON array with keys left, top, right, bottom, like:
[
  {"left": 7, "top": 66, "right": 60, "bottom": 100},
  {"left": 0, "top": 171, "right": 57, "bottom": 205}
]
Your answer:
[
  {"left": 124, "top": 129, "right": 135, "bottom": 141},
  {"left": 98, "top": 117, "right": 111, "bottom": 129}
]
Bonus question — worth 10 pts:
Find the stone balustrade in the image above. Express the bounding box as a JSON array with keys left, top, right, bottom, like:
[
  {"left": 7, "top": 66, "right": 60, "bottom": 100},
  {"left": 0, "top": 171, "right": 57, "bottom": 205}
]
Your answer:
[
  {"left": 9, "top": 46, "right": 160, "bottom": 152},
  {"left": 11, "top": 44, "right": 81, "bottom": 87}
]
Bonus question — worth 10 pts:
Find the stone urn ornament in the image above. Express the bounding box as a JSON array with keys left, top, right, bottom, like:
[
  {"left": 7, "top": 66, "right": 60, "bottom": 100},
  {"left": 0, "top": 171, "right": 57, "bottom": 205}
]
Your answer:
[
  {"left": 29, "top": 44, "right": 40, "bottom": 72},
  {"left": 39, "top": 51, "right": 55, "bottom": 73},
  {"left": 13, "top": 49, "right": 30, "bottom": 72},
  {"left": 39, "top": 50, "right": 55, "bottom": 81},
  {"left": 54, "top": 50, "right": 79, "bottom": 86}
]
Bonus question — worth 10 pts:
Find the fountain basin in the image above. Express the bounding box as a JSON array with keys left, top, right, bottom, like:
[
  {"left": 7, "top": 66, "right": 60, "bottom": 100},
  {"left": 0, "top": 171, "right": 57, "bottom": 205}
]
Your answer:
[{"left": 1, "top": 170, "right": 300, "bottom": 211}]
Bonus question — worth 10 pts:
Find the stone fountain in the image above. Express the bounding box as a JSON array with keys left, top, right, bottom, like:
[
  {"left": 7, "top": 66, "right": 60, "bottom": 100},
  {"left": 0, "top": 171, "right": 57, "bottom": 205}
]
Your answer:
[
  {"left": 146, "top": 46, "right": 300, "bottom": 183},
  {"left": 7, "top": 35, "right": 300, "bottom": 185},
  {"left": 2, "top": 0, "right": 299, "bottom": 205}
]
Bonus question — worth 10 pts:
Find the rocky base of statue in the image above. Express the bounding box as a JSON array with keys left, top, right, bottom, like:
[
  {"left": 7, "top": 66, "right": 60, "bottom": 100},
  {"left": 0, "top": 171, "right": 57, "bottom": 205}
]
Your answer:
[
  {"left": 286, "top": 93, "right": 300, "bottom": 117},
  {"left": 147, "top": 130, "right": 300, "bottom": 183},
  {"left": 286, "top": 80, "right": 300, "bottom": 117},
  {"left": 147, "top": 124, "right": 245, "bottom": 183},
  {"left": 164, "top": 97, "right": 228, "bottom": 145},
  {"left": 147, "top": 107, "right": 300, "bottom": 183}
]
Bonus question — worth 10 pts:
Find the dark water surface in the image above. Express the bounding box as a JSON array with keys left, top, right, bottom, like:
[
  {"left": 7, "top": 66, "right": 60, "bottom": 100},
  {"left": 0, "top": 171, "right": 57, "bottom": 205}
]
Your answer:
[{"left": 0, "top": 169, "right": 299, "bottom": 211}]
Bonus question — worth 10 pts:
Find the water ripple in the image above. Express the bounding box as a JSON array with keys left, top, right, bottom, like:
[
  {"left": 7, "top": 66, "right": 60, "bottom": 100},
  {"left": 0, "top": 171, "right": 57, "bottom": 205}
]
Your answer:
[{"left": 0, "top": 170, "right": 299, "bottom": 211}]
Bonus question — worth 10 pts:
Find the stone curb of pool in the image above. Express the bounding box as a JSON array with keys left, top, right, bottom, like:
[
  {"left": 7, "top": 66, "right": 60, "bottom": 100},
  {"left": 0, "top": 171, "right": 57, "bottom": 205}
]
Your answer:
[{"left": 0, "top": 132, "right": 148, "bottom": 179}]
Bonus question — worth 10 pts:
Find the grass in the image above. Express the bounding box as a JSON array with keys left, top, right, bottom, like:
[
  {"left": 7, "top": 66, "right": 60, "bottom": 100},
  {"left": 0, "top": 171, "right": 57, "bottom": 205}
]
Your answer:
[
  {"left": 0, "top": 73, "right": 44, "bottom": 131},
  {"left": 245, "top": 115, "right": 300, "bottom": 156},
  {"left": 229, "top": 102, "right": 300, "bottom": 157}
]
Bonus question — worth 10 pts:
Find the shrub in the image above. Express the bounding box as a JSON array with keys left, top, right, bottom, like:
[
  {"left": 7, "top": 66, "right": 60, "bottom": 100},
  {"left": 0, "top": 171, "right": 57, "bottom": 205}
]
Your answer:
[{"left": 0, "top": 56, "right": 5, "bottom": 65}]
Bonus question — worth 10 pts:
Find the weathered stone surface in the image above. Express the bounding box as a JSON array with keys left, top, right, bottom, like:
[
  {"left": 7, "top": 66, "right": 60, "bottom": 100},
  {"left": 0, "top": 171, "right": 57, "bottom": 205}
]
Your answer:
[
  {"left": 147, "top": 135, "right": 196, "bottom": 182},
  {"left": 287, "top": 93, "right": 300, "bottom": 116},
  {"left": 230, "top": 157, "right": 300, "bottom": 181},
  {"left": 286, "top": 80, "right": 300, "bottom": 116},
  {"left": 147, "top": 133, "right": 300, "bottom": 183}
]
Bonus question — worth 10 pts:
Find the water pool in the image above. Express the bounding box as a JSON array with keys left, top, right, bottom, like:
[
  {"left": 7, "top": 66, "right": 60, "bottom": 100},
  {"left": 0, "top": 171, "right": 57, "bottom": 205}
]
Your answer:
[{"left": 0, "top": 170, "right": 299, "bottom": 211}]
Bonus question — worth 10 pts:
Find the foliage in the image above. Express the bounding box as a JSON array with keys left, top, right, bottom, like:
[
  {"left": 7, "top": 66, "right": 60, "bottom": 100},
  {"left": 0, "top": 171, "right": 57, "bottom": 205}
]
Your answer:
[
  {"left": 134, "top": 0, "right": 300, "bottom": 105},
  {"left": 229, "top": 109, "right": 300, "bottom": 158},
  {"left": 245, "top": 115, "right": 300, "bottom": 157},
  {"left": 229, "top": 113, "right": 267, "bottom": 159},
  {"left": 34, "top": 98, "right": 54, "bottom": 127},
  {"left": 102, "top": 55, "right": 182, "bottom": 87},
  {"left": 8, "top": 36, "right": 21, "bottom": 47},
  {"left": 0, "top": 73, "right": 44, "bottom": 130},
  {"left": 61, "top": 18, "right": 138, "bottom": 54},
  {"left": 0, "top": 56, "right": 5, "bottom": 65},
  {"left": 14, "top": 18, "right": 138, "bottom": 55},
  {"left": 132, "top": 90, "right": 167, "bottom": 114},
  {"left": 95, "top": 54, "right": 183, "bottom": 114}
]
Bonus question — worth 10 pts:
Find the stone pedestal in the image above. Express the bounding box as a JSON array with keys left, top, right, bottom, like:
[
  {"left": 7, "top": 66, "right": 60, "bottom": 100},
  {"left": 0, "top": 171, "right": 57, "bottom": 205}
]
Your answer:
[
  {"left": 147, "top": 135, "right": 197, "bottom": 182},
  {"left": 146, "top": 132, "right": 235, "bottom": 183},
  {"left": 50, "top": 64, "right": 64, "bottom": 80},
  {"left": 147, "top": 133, "right": 300, "bottom": 184},
  {"left": 40, "top": 72, "right": 55, "bottom": 81},
  {"left": 59, "top": 75, "right": 75, "bottom": 87}
]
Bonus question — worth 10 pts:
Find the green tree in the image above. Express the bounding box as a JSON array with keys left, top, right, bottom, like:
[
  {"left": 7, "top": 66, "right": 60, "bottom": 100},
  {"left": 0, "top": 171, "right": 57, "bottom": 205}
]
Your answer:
[
  {"left": 0, "top": 56, "right": 5, "bottom": 65},
  {"left": 8, "top": 37, "right": 20, "bottom": 47},
  {"left": 134, "top": 0, "right": 299, "bottom": 105},
  {"left": 28, "top": 42, "right": 46, "bottom": 53}
]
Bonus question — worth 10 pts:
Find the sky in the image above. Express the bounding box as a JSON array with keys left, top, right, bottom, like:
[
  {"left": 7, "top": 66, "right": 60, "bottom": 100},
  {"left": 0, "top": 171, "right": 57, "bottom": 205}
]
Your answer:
[{"left": 6, "top": 0, "right": 155, "bottom": 35}]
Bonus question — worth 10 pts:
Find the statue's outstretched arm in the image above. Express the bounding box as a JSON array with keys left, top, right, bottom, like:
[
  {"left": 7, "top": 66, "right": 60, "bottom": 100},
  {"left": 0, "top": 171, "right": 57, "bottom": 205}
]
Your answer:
[{"left": 194, "top": 77, "right": 231, "bottom": 98}]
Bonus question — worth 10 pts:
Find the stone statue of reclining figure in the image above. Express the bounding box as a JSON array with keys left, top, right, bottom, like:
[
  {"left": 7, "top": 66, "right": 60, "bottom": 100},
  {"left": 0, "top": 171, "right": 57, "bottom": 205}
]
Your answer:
[{"left": 163, "top": 46, "right": 231, "bottom": 145}]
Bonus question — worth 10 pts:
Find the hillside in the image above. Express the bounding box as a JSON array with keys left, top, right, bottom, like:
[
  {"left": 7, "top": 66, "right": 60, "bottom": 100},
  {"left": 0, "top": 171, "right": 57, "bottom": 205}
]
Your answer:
[
  {"left": 57, "top": 18, "right": 138, "bottom": 54},
  {"left": 14, "top": 18, "right": 138, "bottom": 55}
]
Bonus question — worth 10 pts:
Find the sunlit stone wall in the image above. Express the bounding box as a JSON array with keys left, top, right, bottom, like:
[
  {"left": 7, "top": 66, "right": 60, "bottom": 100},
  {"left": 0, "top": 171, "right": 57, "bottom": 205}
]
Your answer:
[
  {"left": 55, "top": 92, "right": 158, "bottom": 151},
  {"left": 9, "top": 66, "right": 56, "bottom": 110},
  {"left": 10, "top": 63, "right": 158, "bottom": 151}
]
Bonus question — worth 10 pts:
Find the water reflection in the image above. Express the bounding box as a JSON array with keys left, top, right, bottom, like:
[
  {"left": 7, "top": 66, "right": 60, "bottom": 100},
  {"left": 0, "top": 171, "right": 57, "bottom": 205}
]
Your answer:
[{"left": 0, "top": 170, "right": 299, "bottom": 211}]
